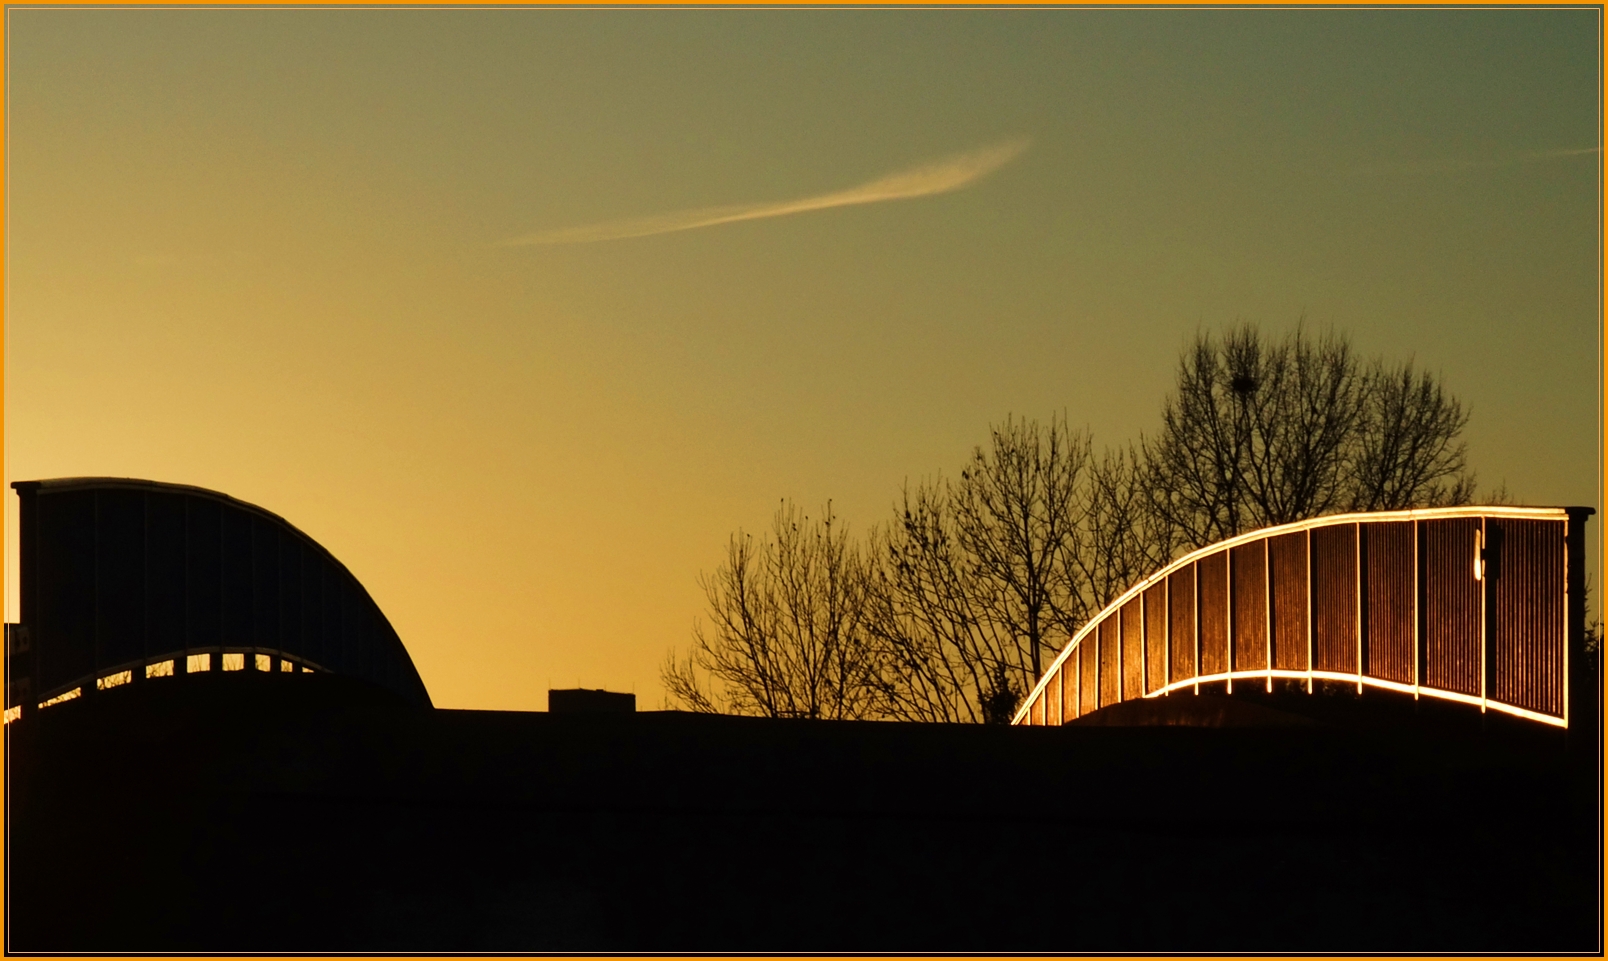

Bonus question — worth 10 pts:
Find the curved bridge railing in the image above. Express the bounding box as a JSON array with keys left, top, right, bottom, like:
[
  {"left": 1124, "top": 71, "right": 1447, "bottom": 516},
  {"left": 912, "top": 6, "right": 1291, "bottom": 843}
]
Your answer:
[
  {"left": 7, "top": 478, "right": 432, "bottom": 713},
  {"left": 1014, "top": 506, "right": 1593, "bottom": 729}
]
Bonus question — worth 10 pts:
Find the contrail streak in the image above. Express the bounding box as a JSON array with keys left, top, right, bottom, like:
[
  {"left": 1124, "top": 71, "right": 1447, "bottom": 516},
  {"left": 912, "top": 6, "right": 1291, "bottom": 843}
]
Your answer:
[{"left": 500, "top": 139, "right": 1031, "bottom": 247}]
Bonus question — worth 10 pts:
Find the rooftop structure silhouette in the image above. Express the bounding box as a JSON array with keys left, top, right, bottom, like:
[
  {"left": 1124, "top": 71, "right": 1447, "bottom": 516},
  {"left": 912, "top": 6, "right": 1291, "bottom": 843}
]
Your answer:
[{"left": 5, "top": 478, "right": 1599, "bottom": 952}]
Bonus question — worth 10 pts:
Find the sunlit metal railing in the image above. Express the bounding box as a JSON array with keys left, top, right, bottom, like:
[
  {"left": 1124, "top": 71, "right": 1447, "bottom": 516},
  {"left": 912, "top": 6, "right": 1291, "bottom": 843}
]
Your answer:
[{"left": 1013, "top": 506, "right": 1592, "bottom": 729}]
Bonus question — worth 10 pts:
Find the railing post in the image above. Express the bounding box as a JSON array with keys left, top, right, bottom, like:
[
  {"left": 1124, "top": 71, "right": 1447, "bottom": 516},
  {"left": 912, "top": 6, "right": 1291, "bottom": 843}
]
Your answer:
[
  {"left": 1565, "top": 507, "right": 1595, "bottom": 754},
  {"left": 1355, "top": 522, "right": 1363, "bottom": 695},
  {"left": 1306, "top": 527, "right": 1314, "bottom": 695},
  {"left": 1479, "top": 517, "right": 1488, "bottom": 714},
  {"left": 1164, "top": 573, "right": 1172, "bottom": 695},
  {"left": 1264, "top": 537, "right": 1273, "bottom": 693},
  {"left": 1193, "top": 562, "right": 1201, "bottom": 696},
  {"left": 1074, "top": 639, "right": 1081, "bottom": 719},
  {"left": 1116, "top": 605, "right": 1124, "bottom": 705},
  {"left": 1132, "top": 588, "right": 1144, "bottom": 700},
  {"left": 1412, "top": 519, "right": 1420, "bottom": 701},
  {"left": 1226, "top": 549, "right": 1235, "bottom": 695}
]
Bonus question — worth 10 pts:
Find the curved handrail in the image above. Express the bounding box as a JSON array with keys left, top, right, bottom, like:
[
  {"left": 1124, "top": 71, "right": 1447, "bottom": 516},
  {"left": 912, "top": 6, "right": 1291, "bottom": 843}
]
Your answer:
[{"left": 1013, "top": 505, "right": 1588, "bottom": 728}]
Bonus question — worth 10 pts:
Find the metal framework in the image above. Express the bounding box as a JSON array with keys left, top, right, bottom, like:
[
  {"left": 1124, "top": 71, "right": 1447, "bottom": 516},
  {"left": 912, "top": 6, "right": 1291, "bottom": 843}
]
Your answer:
[{"left": 1013, "top": 506, "right": 1592, "bottom": 729}]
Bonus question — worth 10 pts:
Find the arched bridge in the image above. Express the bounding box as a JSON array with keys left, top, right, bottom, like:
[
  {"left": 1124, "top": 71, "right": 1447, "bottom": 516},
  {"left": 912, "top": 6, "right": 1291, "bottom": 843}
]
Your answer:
[
  {"left": 6, "top": 478, "right": 432, "bottom": 715},
  {"left": 1014, "top": 506, "right": 1594, "bottom": 728}
]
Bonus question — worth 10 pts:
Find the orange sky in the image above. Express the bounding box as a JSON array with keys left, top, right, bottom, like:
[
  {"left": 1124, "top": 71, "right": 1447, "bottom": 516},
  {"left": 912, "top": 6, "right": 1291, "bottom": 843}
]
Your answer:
[{"left": 5, "top": 8, "right": 1600, "bottom": 710}]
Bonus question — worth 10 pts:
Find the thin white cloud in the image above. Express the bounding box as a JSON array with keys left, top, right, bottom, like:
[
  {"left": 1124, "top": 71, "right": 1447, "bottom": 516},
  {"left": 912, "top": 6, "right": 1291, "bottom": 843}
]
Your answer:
[
  {"left": 1350, "top": 146, "right": 1600, "bottom": 177},
  {"left": 500, "top": 139, "right": 1031, "bottom": 247}
]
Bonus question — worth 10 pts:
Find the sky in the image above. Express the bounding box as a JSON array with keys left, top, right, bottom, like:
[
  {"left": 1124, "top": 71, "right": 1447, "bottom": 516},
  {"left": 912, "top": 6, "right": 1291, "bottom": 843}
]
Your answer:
[{"left": 5, "top": 7, "right": 1600, "bottom": 712}]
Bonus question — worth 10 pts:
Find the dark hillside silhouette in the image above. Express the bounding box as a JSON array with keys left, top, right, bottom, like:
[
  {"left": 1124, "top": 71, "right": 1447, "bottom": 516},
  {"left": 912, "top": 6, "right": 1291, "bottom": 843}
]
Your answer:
[
  {"left": 6, "top": 669, "right": 1599, "bottom": 952},
  {"left": 5, "top": 480, "right": 1597, "bottom": 952}
]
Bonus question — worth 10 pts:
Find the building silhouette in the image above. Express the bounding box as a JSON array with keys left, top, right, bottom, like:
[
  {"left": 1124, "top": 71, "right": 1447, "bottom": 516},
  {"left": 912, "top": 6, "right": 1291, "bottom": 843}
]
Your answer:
[
  {"left": 5, "top": 479, "right": 1600, "bottom": 952},
  {"left": 548, "top": 688, "right": 636, "bottom": 713},
  {"left": 7, "top": 477, "right": 430, "bottom": 714}
]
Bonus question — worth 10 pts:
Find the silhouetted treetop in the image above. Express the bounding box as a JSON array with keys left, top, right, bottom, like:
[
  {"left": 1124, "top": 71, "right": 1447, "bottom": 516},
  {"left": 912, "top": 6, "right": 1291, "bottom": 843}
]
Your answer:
[{"left": 1142, "top": 324, "right": 1475, "bottom": 550}]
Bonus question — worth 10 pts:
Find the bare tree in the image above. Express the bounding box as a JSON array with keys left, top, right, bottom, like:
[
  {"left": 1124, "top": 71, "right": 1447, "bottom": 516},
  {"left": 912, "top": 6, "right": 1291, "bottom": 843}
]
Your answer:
[
  {"left": 1143, "top": 323, "right": 1476, "bottom": 551},
  {"left": 1077, "top": 443, "right": 1177, "bottom": 612},
  {"left": 1144, "top": 325, "right": 1361, "bottom": 546},
  {"left": 859, "top": 416, "right": 1095, "bottom": 723},
  {"left": 662, "top": 501, "right": 880, "bottom": 719},
  {"left": 671, "top": 324, "right": 1487, "bottom": 725},
  {"left": 951, "top": 414, "right": 1091, "bottom": 696},
  {"left": 1351, "top": 358, "right": 1474, "bottom": 510},
  {"left": 863, "top": 481, "right": 1023, "bottom": 724}
]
